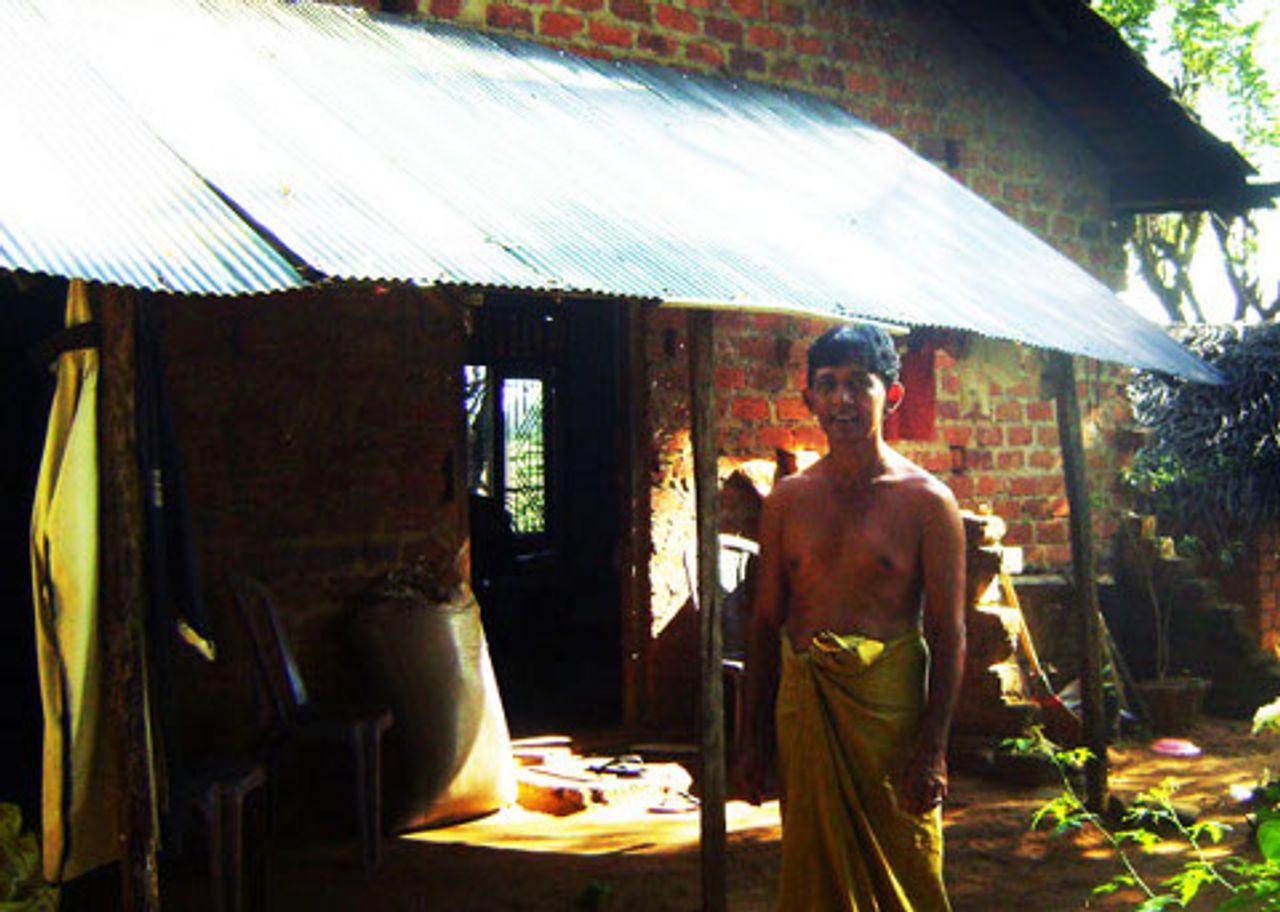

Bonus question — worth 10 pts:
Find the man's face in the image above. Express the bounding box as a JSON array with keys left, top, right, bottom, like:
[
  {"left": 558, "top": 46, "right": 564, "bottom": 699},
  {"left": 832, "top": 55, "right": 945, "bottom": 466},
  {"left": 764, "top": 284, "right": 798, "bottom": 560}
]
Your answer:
[{"left": 803, "top": 362, "right": 903, "bottom": 444}]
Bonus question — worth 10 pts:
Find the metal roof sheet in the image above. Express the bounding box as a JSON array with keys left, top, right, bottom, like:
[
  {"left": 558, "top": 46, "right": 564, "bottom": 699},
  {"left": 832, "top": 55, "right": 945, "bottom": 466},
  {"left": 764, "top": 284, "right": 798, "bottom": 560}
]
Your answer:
[
  {"left": 0, "top": 1, "right": 305, "bottom": 294},
  {"left": 8, "top": 0, "right": 1217, "bottom": 381}
]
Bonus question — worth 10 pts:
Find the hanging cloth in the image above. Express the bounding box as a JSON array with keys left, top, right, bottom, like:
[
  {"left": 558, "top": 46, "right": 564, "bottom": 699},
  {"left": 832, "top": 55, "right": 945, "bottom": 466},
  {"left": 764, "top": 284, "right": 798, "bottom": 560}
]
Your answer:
[{"left": 29, "top": 280, "right": 120, "bottom": 881}]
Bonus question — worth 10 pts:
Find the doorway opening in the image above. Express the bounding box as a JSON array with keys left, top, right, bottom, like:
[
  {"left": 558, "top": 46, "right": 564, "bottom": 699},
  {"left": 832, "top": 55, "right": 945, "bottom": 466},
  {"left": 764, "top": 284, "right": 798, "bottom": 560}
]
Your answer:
[{"left": 465, "top": 296, "right": 624, "bottom": 733}]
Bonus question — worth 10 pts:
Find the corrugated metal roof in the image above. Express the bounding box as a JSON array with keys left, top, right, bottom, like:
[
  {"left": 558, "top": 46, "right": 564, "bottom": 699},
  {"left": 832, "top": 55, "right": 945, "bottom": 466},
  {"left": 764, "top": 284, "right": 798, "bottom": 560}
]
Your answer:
[
  {"left": 6, "top": 0, "right": 1217, "bottom": 381},
  {"left": 0, "top": 1, "right": 305, "bottom": 295}
]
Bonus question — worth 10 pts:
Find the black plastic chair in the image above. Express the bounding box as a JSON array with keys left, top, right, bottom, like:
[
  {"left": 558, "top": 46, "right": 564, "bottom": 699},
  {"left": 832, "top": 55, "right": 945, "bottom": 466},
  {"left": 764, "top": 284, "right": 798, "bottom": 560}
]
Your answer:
[{"left": 228, "top": 573, "right": 393, "bottom": 870}]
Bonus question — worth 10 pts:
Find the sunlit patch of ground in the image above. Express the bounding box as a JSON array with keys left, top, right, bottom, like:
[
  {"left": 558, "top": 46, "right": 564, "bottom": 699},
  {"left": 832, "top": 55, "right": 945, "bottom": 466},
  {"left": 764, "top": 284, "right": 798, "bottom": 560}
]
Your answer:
[{"left": 403, "top": 799, "right": 782, "bottom": 856}]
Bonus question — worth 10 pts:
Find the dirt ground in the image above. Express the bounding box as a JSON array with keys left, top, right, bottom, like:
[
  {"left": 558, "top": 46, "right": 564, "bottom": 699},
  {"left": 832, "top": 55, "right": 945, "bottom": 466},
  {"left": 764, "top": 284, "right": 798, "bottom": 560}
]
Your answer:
[{"left": 155, "top": 717, "right": 1280, "bottom": 911}]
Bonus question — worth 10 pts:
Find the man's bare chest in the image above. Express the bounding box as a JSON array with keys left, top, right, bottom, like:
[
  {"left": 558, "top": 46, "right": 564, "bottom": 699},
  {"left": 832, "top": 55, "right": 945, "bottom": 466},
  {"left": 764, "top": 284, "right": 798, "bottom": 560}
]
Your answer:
[{"left": 781, "top": 491, "right": 920, "bottom": 585}]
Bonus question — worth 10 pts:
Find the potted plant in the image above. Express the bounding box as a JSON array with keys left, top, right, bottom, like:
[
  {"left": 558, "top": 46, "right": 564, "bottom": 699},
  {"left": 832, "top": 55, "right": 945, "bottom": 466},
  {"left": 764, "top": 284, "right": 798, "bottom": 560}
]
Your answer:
[{"left": 1120, "top": 513, "right": 1211, "bottom": 737}]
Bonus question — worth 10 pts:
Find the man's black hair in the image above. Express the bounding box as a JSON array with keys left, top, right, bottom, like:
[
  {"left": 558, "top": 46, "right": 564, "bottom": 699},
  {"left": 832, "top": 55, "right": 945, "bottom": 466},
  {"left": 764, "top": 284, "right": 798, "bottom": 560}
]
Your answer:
[{"left": 807, "top": 323, "right": 900, "bottom": 387}]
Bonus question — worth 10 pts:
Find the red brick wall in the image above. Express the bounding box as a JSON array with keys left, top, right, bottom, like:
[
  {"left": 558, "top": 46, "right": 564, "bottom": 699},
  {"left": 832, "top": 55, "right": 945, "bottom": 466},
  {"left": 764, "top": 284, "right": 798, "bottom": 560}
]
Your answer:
[
  {"left": 1249, "top": 528, "right": 1280, "bottom": 654},
  {"left": 642, "top": 309, "right": 1136, "bottom": 729},
  {"left": 161, "top": 285, "right": 467, "bottom": 743}
]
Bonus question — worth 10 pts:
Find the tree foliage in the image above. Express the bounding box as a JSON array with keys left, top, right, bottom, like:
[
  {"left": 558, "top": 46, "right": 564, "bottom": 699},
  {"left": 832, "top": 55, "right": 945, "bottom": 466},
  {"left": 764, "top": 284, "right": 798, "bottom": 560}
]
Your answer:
[
  {"left": 1127, "top": 323, "right": 1280, "bottom": 538},
  {"left": 1092, "top": 0, "right": 1279, "bottom": 322}
]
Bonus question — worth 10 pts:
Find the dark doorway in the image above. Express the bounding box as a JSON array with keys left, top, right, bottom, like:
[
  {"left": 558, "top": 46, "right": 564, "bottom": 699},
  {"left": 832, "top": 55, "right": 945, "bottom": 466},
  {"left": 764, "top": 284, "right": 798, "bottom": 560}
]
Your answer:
[
  {"left": 1, "top": 272, "right": 66, "bottom": 826},
  {"left": 465, "top": 296, "right": 624, "bottom": 733}
]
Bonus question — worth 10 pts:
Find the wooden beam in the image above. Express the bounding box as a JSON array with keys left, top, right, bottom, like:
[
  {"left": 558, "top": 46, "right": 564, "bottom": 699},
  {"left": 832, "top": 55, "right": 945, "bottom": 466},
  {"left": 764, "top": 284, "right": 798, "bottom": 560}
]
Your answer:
[
  {"left": 620, "top": 300, "right": 651, "bottom": 730},
  {"left": 1047, "top": 351, "right": 1108, "bottom": 811},
  {"left": 97, "top": 287, "right": 160, "bottom": 912},
  {"left": 688, "top": 309, "right": 726, "bottom": 912}
]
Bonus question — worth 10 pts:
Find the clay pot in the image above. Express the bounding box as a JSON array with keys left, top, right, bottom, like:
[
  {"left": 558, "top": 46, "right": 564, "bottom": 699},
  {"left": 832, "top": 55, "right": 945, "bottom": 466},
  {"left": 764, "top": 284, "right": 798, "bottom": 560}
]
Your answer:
[{"left": 1134, "top": 676, "right": 1211, "bottom": 736}]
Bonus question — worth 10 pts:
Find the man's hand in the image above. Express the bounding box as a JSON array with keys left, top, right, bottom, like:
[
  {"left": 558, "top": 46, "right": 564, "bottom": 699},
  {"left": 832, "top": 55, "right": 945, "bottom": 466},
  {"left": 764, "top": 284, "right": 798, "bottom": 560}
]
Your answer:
[{"left": 900, "top": 742, "right": 948, "bottom": 816}]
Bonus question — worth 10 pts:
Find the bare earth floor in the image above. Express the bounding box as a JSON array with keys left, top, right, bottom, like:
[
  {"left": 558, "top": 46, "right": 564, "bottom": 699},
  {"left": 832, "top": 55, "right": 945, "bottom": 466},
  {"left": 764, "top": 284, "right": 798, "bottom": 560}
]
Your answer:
[{"left": 159, "top": 718, "right": 1280, "bottom": 911}]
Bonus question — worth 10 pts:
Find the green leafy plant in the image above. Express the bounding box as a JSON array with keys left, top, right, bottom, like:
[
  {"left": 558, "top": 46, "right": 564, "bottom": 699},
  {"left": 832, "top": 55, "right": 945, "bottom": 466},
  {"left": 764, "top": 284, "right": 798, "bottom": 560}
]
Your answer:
[
  {"left": 1127, "top": 323, "right": 1280, "bottom": 543},
  {"left": 1008, "top": 724, "right": 1280, "bottom": 909}
]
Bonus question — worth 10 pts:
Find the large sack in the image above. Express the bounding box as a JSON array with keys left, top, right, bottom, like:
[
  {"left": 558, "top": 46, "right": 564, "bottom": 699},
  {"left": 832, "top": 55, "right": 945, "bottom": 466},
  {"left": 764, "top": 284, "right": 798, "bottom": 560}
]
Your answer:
[{"left": 351, "top": 584, "right": 516, "bottom": 831}]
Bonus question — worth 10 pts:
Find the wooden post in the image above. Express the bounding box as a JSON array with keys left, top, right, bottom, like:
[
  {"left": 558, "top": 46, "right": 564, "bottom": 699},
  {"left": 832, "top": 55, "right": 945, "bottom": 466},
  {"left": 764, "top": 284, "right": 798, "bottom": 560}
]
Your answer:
[
  {"left": 97, "top": 287, "right": 160, "bottom": 912},
  {"left": 1047, "top": 351, "right": 1108, "bottom": 811},
  {"left": 688, "top": 309, "right": 726, "bottom": 912},
  {"left": 620, "top": 300, "right": 651, "bottom": 730}
]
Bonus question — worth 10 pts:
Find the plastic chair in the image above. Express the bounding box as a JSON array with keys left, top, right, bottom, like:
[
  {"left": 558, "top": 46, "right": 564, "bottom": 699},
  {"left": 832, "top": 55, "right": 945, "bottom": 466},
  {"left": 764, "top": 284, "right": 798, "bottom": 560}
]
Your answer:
[
  {"left": 187, "top": 761, "right": 267, "bottom": 912},
  {"left": 684, "top": 534, "right": 759, "bottom": 754},
  {"left": 228, "top": 574, "right": 393, "bottom": 870}
]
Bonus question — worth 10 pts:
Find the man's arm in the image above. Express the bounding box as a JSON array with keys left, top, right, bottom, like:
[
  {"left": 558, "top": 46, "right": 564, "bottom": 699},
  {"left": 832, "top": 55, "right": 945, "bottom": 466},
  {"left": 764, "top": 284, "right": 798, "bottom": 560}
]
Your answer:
[
  {"left": 732, "top": 487, "right": 788, "bottom": 805},
  {"left": 902, "top": 483, "right": 966, "bottom": 815}
]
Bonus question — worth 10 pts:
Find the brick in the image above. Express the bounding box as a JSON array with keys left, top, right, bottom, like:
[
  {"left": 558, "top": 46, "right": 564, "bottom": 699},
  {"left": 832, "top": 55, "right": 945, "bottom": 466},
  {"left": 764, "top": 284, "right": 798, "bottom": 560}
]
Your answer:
[
  {"left": 937, "top": 401, "right": 959, "bottom": 420},
  {"left": 590, "top": 20, "right": 635, "bottom": 46},
  {"left": 747, "top": 24, "right": 785, "bottom": 49},
  {"left": 1037, "top": 427, "right": 1060, "bottom": 447},
  {"left": 540, "top": 10, "right": 585, "bottom": 37},
  {"left": 905, "top": 109, "right": 935, "bottom": 134},
  {"left": 715, "top": 366, "right": 747, "bottom": 389},
  {"left": 768, "top": 0, "right": 803, "bottom": 24},
  {"left": 772, "top": 58, "right": 804, "bottom": 82},
  {"left": 637, "top": 30, "right": 678, "bottom": 54},
  {"left": 1007, "top": 426, "right": 1033, "bottom": 446},
  {"left": 832, "top": 38, "right": 862, "bottom": 63},
  {"left": 776, "top": 395, "right": 809, "bottom": 421},
  {"left": 942, "top": 426, "right": 971, "bottom": 447},
  {"left": 731, "top": 396, "right": 771, "bottom": 421},
  {"left": 704, "top": 15, "right": 743, "bottom": 43},
  {"left": 976, "top": 475, "right": 1002, "bottom": 497},
  {"left": 884, "top": 79, "right": 913, "bottom": 105},
  {"left": 728, "top": 0, "right": 763, "bottom": 17},
  {"left": 429, "top": 0, "right": 462, "bottom": 18},
  {"left": 976, "top": 426, "right": 1003, "bottom": 447},
  {"left": 845, "top": 69, "right": 881, "bottom": 96},
  {"left": 1045, "top": 545, "right": 1072, "bottom": 567},
  {"left": 1028, "top": 450, "right": 1056, "bottom": 469},
  {"left": 869, "top": 104, "right": 900, "bottom": 129},
  {"left": 656, "top": 4, "right": 700, "bottom": 32},
  {"left": 758, "top": 425, "right": 795, "bottom": 450},
  {"left": 729, "top": 47, "right": 766, "bottom": 71},
  {"left": 564, "top": 0, "right": 606, "bottom": 10},
  {"left": 997, "top": 451, "right": 1024, "bottom": 470},
  {"left": 996, "top": 402, "right": 1023, "bottom": 422},
  {"left": 1038, "top": 522, "right": 1068, "bottom": 544},
  {"left": 917, "top": 451, "right": 950, "bottom": 473},
  {"left": 1003, "top": 523, "right": 1032, "bottom": 545},
  {"left": 1027, "top": 401, "right": 1054, "bottom": 422},
  {"left": 793, "top": 34, "right": 824, "bottom": 55},
  {"left": 684, "top": 39, "right": 724, "bottom": 66},
  {"left": 1010, "top": 476, "right": 1038, "bottom": 496},
  {"left": 610, "top": 0, "right": 652, "bottom": 22},
  {"left": 487, "top": 4, "right": 533, "bottom": 29},
  {"left": 813, "top": 64, "right": 844, "bottom": 90},
  {"left": 1038, "top": 476, "right": 1065, "bottom": 496},
  {"left": 947, "top": 475, "right": 974, "bottom": 499}
]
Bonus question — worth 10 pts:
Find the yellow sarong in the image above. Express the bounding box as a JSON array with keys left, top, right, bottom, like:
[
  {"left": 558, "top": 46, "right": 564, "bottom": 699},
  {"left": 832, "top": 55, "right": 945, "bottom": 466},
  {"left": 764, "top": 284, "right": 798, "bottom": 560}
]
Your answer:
[{"left": 776, "top": 630, "right": 950, "bottom": 911}]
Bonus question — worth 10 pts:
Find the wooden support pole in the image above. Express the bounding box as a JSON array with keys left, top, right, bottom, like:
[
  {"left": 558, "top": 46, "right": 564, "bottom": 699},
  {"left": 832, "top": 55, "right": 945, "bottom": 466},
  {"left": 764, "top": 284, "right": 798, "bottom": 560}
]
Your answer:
[
  {"left": 620, "top": 300, "right": 651, "bottom": 730},
  {"left": 1048, "top": 351, "right": 1108, "bottom": 812},
  {"left": 98, "top": 287, "right": 160, "bottom": 912},
  {"left": 689, "top": 309, "right": 727, "bottom": 912}
]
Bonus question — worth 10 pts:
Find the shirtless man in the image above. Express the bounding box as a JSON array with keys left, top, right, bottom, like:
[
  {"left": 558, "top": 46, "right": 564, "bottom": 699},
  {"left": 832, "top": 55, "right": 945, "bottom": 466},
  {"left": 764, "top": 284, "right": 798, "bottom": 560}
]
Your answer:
[{"left": 734, "top": 323, "right": 965, "bottom": 910}]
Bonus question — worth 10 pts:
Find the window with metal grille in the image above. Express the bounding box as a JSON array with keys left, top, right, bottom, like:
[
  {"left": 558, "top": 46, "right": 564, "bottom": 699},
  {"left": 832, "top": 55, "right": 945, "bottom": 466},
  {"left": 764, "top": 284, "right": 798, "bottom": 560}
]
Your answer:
[{"left": 464, "top": 365, "right": 549, "bottom": 538}]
